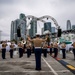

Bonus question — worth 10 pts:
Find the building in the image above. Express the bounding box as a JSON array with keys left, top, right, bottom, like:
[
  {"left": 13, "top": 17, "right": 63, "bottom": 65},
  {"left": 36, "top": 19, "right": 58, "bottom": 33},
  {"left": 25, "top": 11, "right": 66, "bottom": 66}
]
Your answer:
[
  {"left": 44, "top": 22, "right": 51, "bottom": 32},
  {"left": 72, "top": 25, "right": 75, "bottom": 30},
  {"left": 67, "top": 20, "right": 71, "bottom": 30},
  {"left": 10, "top": 13, "right": 26, "bottom": 41},
  {"left": 29, "top": 18, "right": 37, "bottom": 37},
  {"left": 51, "top": 27, "right": 55, "bottom": 33}
]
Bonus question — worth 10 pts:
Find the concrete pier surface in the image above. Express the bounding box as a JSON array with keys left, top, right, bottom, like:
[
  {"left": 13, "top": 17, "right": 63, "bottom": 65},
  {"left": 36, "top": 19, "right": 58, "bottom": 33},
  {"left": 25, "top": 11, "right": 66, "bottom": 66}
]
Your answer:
[{"left": 0, "top": 52, "right": 75, "bottom": 75}]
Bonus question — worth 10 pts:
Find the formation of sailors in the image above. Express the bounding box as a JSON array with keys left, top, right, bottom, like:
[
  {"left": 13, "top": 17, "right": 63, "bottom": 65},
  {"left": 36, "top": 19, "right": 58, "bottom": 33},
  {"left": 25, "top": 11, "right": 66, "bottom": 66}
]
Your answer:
[
  {"left": 0, "top": 40, "right": 74, "bottom": 60},
  {"left": 0, "top": 35, "right": 75, "bottom": 71}
]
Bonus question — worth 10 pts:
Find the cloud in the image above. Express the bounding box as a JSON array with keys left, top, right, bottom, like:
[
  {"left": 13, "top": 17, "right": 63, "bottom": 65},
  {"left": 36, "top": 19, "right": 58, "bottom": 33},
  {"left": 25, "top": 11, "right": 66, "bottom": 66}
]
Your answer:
[
  {"left": 0, "top": 0, "right": 14, "bottom": 4},
  {"left": 0, "top": 31, "right": 10, "bottom": 41},
  {"left": 0, "top": 0, "right": 75, "bottom": 40}
]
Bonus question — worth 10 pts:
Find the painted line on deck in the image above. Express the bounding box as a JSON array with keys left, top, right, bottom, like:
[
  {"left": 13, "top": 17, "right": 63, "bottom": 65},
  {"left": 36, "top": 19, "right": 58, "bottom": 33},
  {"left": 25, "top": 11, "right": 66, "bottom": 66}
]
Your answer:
[
  {"left": 42, "top": 57, "right": 58, "bottom": 75},
  {"left": 51, "top": 55, "right": 75, "bottom": 74}
]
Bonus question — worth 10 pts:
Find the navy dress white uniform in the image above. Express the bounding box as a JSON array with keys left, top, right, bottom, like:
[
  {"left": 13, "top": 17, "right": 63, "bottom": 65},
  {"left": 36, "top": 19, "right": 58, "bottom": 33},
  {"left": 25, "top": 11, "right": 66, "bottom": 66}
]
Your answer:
[{"left": 28, "top": 34, "right": 47, "bottom": 70}]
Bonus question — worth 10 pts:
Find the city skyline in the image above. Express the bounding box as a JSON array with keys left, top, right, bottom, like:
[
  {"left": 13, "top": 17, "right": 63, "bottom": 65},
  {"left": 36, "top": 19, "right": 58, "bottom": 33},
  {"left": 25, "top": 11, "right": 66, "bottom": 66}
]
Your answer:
[{"left": 0, "top": 0, "right": 75, "bottom": 40}]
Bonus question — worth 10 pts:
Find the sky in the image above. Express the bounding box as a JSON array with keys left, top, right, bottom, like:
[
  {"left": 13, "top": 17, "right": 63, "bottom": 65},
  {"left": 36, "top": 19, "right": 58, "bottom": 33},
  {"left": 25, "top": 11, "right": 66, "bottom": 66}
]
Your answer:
[{"left": 0, "top": 0, "right": 75, "bottom": 40}]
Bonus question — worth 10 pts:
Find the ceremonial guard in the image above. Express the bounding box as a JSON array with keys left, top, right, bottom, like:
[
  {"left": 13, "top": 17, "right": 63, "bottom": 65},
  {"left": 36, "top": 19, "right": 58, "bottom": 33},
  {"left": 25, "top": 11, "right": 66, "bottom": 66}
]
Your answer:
[
  {"left": 2, "top": 41, "right": 7, "bottom": 59},
  {"left": 18, "top": 42, "right": 24, "bottom": 58},
  {"left": 61, "top": 43, "right": 66, "bottom": 59},
  {"left": 9, "top": 42, "right": 15, "bottom": 58}
]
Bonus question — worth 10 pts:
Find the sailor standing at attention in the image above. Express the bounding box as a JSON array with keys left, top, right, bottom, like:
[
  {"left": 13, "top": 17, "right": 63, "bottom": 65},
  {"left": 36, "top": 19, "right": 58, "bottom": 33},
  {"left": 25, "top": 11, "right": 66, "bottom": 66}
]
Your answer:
[
  {"left": 27, "top": 34, "right": 47, "bottom": 70},
  {"left": 18, "top": 42, "right": 24, "bottom": 58},
  {"left": 50, "top": 43, "right": 54, "bottom": 56},
  {"left": 9, "top": 42, "right": 15, "bottom": 58},
  {"left": 53, "top": 42, "right": 58, "bottom": 58},
  {"left": 42, "top": 41, "right": 48, "bottom": 57},
  {"left": 1, "top": 41, "right": 7, "bottom": 59},
  {"left": 72, "top": 42, "right": 75, "bottom": 60},
  {"left": 61, "top": 43, "right": 66, "bottom": 59},
  {"left": 26, "top": 38, "right": 32, "bottom": 58}
]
